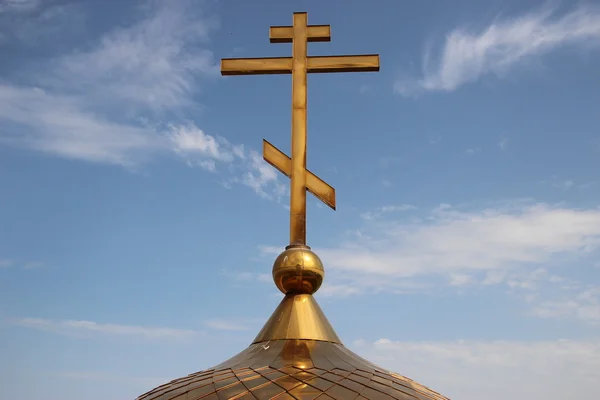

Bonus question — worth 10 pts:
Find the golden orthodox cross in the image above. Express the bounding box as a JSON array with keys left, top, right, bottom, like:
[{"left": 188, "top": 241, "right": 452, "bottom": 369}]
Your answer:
[{"left": 221, "top": 12, "right": 379, "bottom": 246}]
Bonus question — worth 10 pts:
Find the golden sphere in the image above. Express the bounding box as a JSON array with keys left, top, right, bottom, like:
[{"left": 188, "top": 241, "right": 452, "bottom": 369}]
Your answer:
[{"left": 272, "top": 246, "right": 324, "bottom": 295}]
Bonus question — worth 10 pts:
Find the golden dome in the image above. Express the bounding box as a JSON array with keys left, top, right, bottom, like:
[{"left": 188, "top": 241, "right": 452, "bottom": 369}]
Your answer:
[
  {"left": 138, "top": 337, "right": 448, "bottom": 400},
  {"left": 137, "top": 257, "right": 449, "bottom": 400}
]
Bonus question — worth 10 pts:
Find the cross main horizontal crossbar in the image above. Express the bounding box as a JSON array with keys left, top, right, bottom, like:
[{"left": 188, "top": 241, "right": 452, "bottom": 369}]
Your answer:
[
  {"left": 269, "top": 25, "right": 331, "bottom": 43},
  {"left": 221, "top": 55, "right": 380, "bottom": 75},
  {"left": 263, "top": 139, "right": 336, "bottom": 210}
]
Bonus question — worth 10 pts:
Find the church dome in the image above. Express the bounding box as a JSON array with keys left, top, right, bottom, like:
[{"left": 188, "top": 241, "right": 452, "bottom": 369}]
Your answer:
[
  {"left": 137, "top": 337, "right": 448, "bottom": 400},
  {"left": 137, "top": 253, "right": 449, "bottom": 400}
]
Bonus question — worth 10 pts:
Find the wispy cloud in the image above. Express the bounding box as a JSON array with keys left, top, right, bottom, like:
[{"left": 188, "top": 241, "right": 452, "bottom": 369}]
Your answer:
[
  {"left": 258, "top": 245, "right": 282, "bottom": 257},
  {"left": 221, "top": 269, "right": 273, "bottom": 291},
  {"left": 297, "top": 201, "right": 600, "bottom": 311},
  {"left": 542, "top": 176, "right": 596, "bottom": 191},
  {"left": 0, "top": 84, "right": 163, "bottom": 167},
  {"left": 532, "top": 287, "right": 600, "bottom": 324},
  {"left": 204, "top": 317, "right": 263, "bottom": 331},
  {"left": 320, "top": 202, "right": 600, "bottom": 279},
  {"left": 360, "top": 204, "right": 416, "bottom": 221},
  {"left": 0, "top": 0, "right": 287, "bottom": 200},
  {"left": 52, "top": 1, "right": 218, "bottom": 111},
  {"left": 318, "top": 283, "right": 363, "bottom": 298},
  {"left": 0, "top": 259, "right": 12, "bottom": 268},
  {"left": 498, "top": 138, "right": 509, "bottom": 150},
  {"left": 353, "top": 337, "right": 600, "bottom": 400},
  {"left": 0, "top": 259, "right": 43, "bottom": 269},
  {"left": 57, "top": 370, "right": 166, "bottom": 388},
  {"left": 395, "top": 4, "right": 600, "bottom": 95},
  {"left": 22, "top": 261, "right": 43, "bottom": 269},
  {"left": 168, "top": 122, "right": 243, "bottom": 172},
  {"left": 0, "top": 0, "right": 216, "bottom": 166},
  {"left": 558, "top": 179, "right": 575, "bottom": 190},
  {"left": 0, "top": 0, "right": 39, "bottom": 13},
  {"left": 381, "top": 179, "right": 393, "bottom": 188},
  {"left": 234, "top": 150, "right": 288, "bottom": 201},
  {"left": 427, "top": 134, "right": 442, "bottom": 145},
  {"left": 0, "top": 1, "right": 82, "bottom": 47},
  {"left": 205, "top": 319, "right": 249, "bottom": 331},
  {"left": 14, "top": 317, "right": 197, "bottom": 340},
  {"left": 169, "top": 125, "right": 286, "bottom": 199},
  {"left": 379, "top": 156, "right": 403, "bottom": 167},
  {"left": 359, "top": 84, "right": 371, "bottom": 94}
]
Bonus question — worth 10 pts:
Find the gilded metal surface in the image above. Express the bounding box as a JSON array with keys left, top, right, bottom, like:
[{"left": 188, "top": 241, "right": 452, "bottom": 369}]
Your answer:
[
  {"left": 221, "top": 55, "right": 380, "bottom": 75},
  {"left": 272, "top": 246, "right": 325, "bottom": 295},
  {"left": 221, "top": 12, "right": 379, "bottom": 247},
  {"left": 263, "top": 140, "right": 335, "bottom": 210},
  {"left": 137, "top": 339, "right": 449, "bottom": 400},
  {"left": 253, "top": 294, "right": 340, "bottom": 344},
  {"left": 270, "top": 25, "right": 331, "bottom": 43},
  {"left": 290, "top": 12, "right": 309, "bottom": 247}
]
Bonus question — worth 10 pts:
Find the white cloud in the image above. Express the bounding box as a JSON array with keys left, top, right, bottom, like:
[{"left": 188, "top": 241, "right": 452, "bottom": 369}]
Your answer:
[
  {"left": 0, "top": 259, "right": 12, "bottom": 268},
  {"left": 301, "top": 201, "right": 600, "bottom": 326},
  {"left": 0, "top": 1, "right": 218, "bottom": 166},
  {"left": 448, "top": 273, "right": 473, "bottom": 286},
  {"left": 532, "top": 287, "right": 600, "bottom": 324},
  {"left": 379, "top": 156, "right": 402, "bottom": 166},
  {"left": 0, "top": 1, "right": 286, "bottom": 201},
  {"left": 0, "top": 0, "right": 39, "bottom": 13},
  {"left": 1, "top": 0, "right": 222, "bottom": 158},
  {"left": 204, "top": 318, "right": 254, "bottom": 331},
  {"left": 0, "top": 2, "right": 81, "bottom": 47},
  {"left": 427, "top": 134, "right": 442, "bottom": 145},
  {"left": 543, "top": 176, "right": 595, "bottom": 191},
  {"left": 14, "top": 317, "right": 197, "bottom": 340},
  {"left": 22, "top": 261, "right": 43, "bottom": 269},
  {"left": 318, "top": 283, "right": 363, "bottom": 297},
  {"left": 0, "top": 259, "right": 44, "bottom": 269},
  {"left": 221, "top": 269, "right": 272, "bottom": 285},
  {"left": 352, "top": 338, "right": 600, "bottom": 400},
  {"left": 360, "top": 204, "right": 416, "bottom": 220},
  {"left": 579, "top": 181, "right": 597, "bottom": 190},
  {"left": 53, "top": 0, "right": 217, "bottom": 111},
  {"left": 0, "top": 85, "right": 162, "bottom": 166},
  {"left": 319, "top": 202, "right": 600, "bottom": 279},
  {"left": 481, "top": 269, "right": 507, "bottom": 285},
  {"left": 232, "top": 150, "right": 288, "bottom": 201},
  {"left": 498, "top": 138, "right": 509, "bottom": 150},
  {"left": 163, "top": 122, "right": 286, "bottom": 197},
  {"left": 167, "top": 123, "right": 246, "bottom": 172},
  {"left": 258, "top": 246, "right": 282, "bottom": 257},
  {"left": 298, "top": 201, "right": 600, "bottom": 315},
  {"left": 0, "top": 259, "right": 45, "bottom": 269},
  {"left": 558, "top": 180, "right": 575, "bottom": 189},
  {"left": 396, "top": 4, "right": 600, "bottom": 95},
  {"left": 57, "top": 371, "right": 166, "bottom": 388},
  {"left": 169, "top": 124, "right": 231, "bottom": 161}
]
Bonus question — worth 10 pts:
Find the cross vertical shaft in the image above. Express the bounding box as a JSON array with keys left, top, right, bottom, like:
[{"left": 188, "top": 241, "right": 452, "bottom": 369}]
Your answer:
[
  {"left": 220, "top": 12, "right": 379, "bottom": 248},
  {"left": 291, "top": 13, "right": 308, "bottom": 246}
]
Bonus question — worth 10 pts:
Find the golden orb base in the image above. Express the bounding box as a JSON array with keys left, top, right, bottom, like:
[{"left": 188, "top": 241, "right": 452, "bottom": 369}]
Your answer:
[{"left": 272, "top": 245, "right": 324, "bottom": 295}]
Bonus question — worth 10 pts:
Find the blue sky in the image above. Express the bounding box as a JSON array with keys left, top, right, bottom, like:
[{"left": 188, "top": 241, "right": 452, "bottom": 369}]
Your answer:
[{"left": 1, "top": 0, "right": 600, "bottom": 399}]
